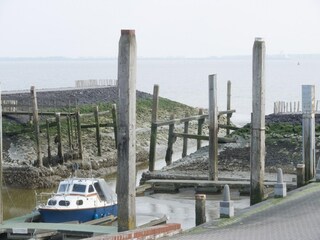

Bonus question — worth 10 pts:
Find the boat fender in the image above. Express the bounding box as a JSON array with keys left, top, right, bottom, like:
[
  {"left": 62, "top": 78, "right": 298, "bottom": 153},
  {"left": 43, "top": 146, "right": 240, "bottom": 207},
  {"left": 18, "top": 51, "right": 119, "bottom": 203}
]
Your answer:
[{"left": 94, "top": 213, "right": 99, "bottom": 219}]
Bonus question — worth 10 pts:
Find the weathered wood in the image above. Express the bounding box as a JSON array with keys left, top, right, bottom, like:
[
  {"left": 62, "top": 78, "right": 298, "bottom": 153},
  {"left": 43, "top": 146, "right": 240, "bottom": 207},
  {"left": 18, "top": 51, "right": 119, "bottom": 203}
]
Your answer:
[
  {"left": 80, "top": 123, "right": 113, "bottom": 129},
  {"left": 94, "top": 106, "right": 102, "bottom": 156},
  {"left": 67, "top": 115, "right": 72, "bottom": 150},
  {"left": 138, "top": 215, "right": 168, "bottom": 228},
  {"left": 227, "top": 81, "right": 232, "bottom": 135},
  {"left": 173, "top": 133, "right": 235, "bottom": 143},
  {"left": 154, "top": 110, "right": 235, "bottom": 128},
  {"left": 116, "top": 29, "right": 137, "bottom": 232},
  {"left": 31, "top": 86, "right": 42, "bottom": 167},
  {"left": 165, "top": 114, "right": 175, "bottom": 166},
  {"left": 182, "top": 113, "right": 189, "bottom": 158},
  {"left": 2, "top": 111, "right": 71, "bottom": 116},
  {"left": 297, "top": 164, "right": 305, "bottom": 188},
  {"left": 56, "top": 113, "right": 64, "bottom": 163},
  {"left": 46, "top": 119, "right": 51, "bottom": 161},
  {"left": 197, "top": 109, "right": 204, "bottom": 149},
  {"left": 146, "top": 179, "right": 296, "bottom": 190},
  {"left": 149, "top": 84, "right": 159, "bottom": 172},
  {"left": 302, "top": 85, "right": 315, "bottom": 182},
  {"left": 208, "top": 74, "right": 218, "bottom": 181},
  {"left": 0, "top": 86, "right": 3, "bottom": 224},
  {"left": 250, "top": 38, "right": 266, "bottom": 205},
  {"left": 112, "top": 104, "right": 118, "bottom": 148},
  {"left": 76, "top": 111, "right": 83, "bottom": 160},
  {"left": 195, "top": 194, "right": 206, "bottom": 226}
]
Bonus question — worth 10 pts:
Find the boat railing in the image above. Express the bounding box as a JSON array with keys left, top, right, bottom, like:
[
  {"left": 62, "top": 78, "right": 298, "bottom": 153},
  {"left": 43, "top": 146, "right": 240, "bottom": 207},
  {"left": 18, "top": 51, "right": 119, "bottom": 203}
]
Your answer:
[{"left": 34, "top": 191, "right": 55, "bottom": 208}]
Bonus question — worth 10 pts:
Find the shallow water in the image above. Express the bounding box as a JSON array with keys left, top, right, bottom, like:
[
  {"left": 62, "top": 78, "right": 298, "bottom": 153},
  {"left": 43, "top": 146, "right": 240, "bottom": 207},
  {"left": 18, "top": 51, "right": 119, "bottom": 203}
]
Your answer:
[{"left": 2, "top": 146, "right": 251, "bottom": 230}]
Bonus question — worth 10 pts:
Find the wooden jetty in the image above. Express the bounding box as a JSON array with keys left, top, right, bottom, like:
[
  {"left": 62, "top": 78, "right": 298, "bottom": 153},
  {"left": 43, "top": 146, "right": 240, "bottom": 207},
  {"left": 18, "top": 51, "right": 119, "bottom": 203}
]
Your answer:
[
  {"left": 145, "top": 179, "right": 297, "bottom": 194},
  {"left": 0, "top": 212, "right": 117, "bottom": 239}
]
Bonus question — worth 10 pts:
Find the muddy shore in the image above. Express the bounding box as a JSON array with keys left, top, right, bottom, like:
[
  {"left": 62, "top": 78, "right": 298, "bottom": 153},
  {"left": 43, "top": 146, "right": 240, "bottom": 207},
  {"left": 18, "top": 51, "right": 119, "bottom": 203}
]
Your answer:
[{"left": 2, "top": 87, "right": 315, "bottom": 189}]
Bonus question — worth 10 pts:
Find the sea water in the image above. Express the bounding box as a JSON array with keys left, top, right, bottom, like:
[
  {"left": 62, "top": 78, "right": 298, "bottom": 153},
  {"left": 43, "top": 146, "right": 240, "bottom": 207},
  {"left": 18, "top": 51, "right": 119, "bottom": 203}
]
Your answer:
[{"left": 1, "top": 57, "right": 320, "bottom": 125}]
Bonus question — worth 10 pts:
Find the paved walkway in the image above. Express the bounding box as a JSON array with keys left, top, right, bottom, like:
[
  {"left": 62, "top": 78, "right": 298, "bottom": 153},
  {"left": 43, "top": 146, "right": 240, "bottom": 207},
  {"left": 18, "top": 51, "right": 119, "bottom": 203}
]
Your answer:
[{"left": 164, "top": 183, "right": 320, "bottom": 240}]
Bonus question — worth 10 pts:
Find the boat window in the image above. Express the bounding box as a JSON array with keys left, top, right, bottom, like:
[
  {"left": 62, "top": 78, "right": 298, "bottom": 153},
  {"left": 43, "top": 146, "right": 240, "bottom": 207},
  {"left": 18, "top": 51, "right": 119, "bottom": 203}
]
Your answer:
[
  {"left": 59, "top": 200, "right": 70, "bottom": 206},
  {"left": 72, "top": 184, "right": 86, "bottom": 193},
  {"left": 94, "top": 182, "right": 106, "bottom": 201},
  {"left": 48, "top": 200, "right": 57, "bottom": 206},
  {"left": 58, "top": 183, "right": 69, "bottom": 193},
  {"left": 76, "top": 200, "right": 83, "bottom": 206},
  {"left": 88, "top": 185, "right": 95, "bottom": 193}
]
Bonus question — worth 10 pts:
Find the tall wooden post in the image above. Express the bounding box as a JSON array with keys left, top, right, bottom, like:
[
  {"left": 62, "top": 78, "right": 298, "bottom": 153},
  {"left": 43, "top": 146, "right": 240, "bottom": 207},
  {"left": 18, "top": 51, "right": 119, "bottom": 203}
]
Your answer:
[
  {"left": 302, "top": 85, "right": 315, "bottom": 182},
  {"left": 76, "top": 111, "right": 83, "bottom": 160},
  {"left": 0, "top": 85, "right": 3, "bottom": 224},
  {"left": 149, "top": 84, "right": 159, "bottom": 171},
  {"left": 226, "top": 81, "right": 231, "bottom": 135},
  {"left": 250, "top": 38, "right": 266, "bottom": 205},
  {"left": 67, "top": 115, "right": 72, "bottom": 150},
  {"left": 31, "top": 86, "right": 42, "bottom": 167},
  {"left": 165, "top": 114, "right": 175, "bottom": 166},
  {"left": 116, "top": 29, "right": 137, "bottom": 232},
  {"left": 182, "top": 113, "right": 189, "bottom": 157},
  {"left": 56, "top": 113, "right": 64, "bottom": 163},
  {"left": 46, "top": 119, "right": 51, "bottom": 161},
  {"left": 94, "top": 106, "right": 102, "bottom": 156},
  {"left": 197, "top": 108, "right": 204, "bottom": 149},
  {"left": 208, "top": 74, "right": 218, "bottom": 181}
]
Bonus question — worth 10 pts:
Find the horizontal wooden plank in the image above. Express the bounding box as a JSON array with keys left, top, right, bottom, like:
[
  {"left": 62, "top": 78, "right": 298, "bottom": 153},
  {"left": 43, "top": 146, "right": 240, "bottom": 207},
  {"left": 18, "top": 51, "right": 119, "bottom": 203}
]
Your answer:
[
  {"left": 146, "top": 179, "right": 296, "bottom": 188},
  {"left": 154, "top": 110, "right": 236, "bottom": 127}
]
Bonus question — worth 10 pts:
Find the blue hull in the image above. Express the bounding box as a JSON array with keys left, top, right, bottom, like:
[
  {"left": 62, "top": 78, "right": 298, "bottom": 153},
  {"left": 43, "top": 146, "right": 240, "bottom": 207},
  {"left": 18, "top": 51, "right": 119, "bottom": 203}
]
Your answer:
[{"left": 39, "top": 204, "right": 118, "bottom": 223}]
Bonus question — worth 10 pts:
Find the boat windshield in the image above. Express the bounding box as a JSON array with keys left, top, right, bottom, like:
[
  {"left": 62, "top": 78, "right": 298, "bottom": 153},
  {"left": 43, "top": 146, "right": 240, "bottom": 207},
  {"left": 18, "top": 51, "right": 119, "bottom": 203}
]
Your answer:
[
  {"left": 72, "top": 184, "right": 87, "bottom": 193},
  {"left": 58, "top": 183, "right": 70, "bottom": 193}
]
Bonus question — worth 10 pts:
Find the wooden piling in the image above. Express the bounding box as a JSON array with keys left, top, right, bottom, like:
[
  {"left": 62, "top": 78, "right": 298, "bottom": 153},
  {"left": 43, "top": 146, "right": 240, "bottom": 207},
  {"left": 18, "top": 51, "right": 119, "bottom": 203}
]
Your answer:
[
  {"left": 297, "top": 164, "right": 305, "bottom": 188},
  {"left": 250, "top": 38, "right": 266, "bottom": 205},
  {"left": 302, "top": 85, "right": 315, "bottom": 182},
  {"left": 165, "top": 114, "right": 175, "bottom": 166},
  {"left": 149, "top": 84, "right": 159, "bottom": 171},
  {"left": 197, "top": 108, "right": 204, "bottom": 149},
  {"left": 112, "top": 104, "right": 118, "bottom": 148},
  {"left": 31, "top": 86, "right": 42, "bottom": 167},
  {"left": 227, "top": 81, "right": 232, "bottom": 135},
  {"left": 208, "top": 74, "right": 218, "bottom": 181},
  {"left": 76, "top": 111, "right": 83, "bottom": 160},
  {"left": 56, "top": 113, "right": 64, "bottom": 162},
  {"left": 0, "top": 85, "right": 3, "bottom": 224},
  {"left": 46, "top": 119, "right": 51, "bottom": 161},
  {"left": 94, "top": 106, "right": 102, "bottom": 156},
  {"left": 67, "top": 115, "right": 72, "bottom": 150},
  {"left": 195, "top": 194, "right": 206, "bottom": 226},
  {"left": 182, "top": 113, "right": 190, "bottom": 158},
  {"left": 116, "top": 29, "right": 137, "bottom": 232}
]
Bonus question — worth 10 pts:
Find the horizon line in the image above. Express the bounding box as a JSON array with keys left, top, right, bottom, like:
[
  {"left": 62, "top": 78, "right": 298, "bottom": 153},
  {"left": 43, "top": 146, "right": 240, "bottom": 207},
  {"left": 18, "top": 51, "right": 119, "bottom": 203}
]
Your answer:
[{"left": 1, "top": 53, "right": 320, "bottom": 60}]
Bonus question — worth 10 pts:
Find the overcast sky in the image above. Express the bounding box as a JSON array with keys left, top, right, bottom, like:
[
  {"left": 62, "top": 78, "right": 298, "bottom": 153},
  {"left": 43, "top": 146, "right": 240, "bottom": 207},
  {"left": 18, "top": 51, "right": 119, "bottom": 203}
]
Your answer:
[{"left": 0, "top": 0, "right": 320, "bottom": 58}]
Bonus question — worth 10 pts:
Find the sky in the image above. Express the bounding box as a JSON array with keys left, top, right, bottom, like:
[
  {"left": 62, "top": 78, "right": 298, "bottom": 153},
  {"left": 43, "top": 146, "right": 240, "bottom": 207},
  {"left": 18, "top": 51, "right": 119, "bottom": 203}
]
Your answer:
[{"left": 0, "top": 0, "right": 320, "bottom": 58}]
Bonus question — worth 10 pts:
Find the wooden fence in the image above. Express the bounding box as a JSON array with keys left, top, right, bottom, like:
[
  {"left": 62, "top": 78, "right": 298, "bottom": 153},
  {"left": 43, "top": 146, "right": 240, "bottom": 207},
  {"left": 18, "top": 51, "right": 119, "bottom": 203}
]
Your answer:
[
  {"left": 148, "top": 83, "right": 238, "bottom": 172},
  {"left": 274, "top": 100, "right": 320, "bottom": 114}
]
